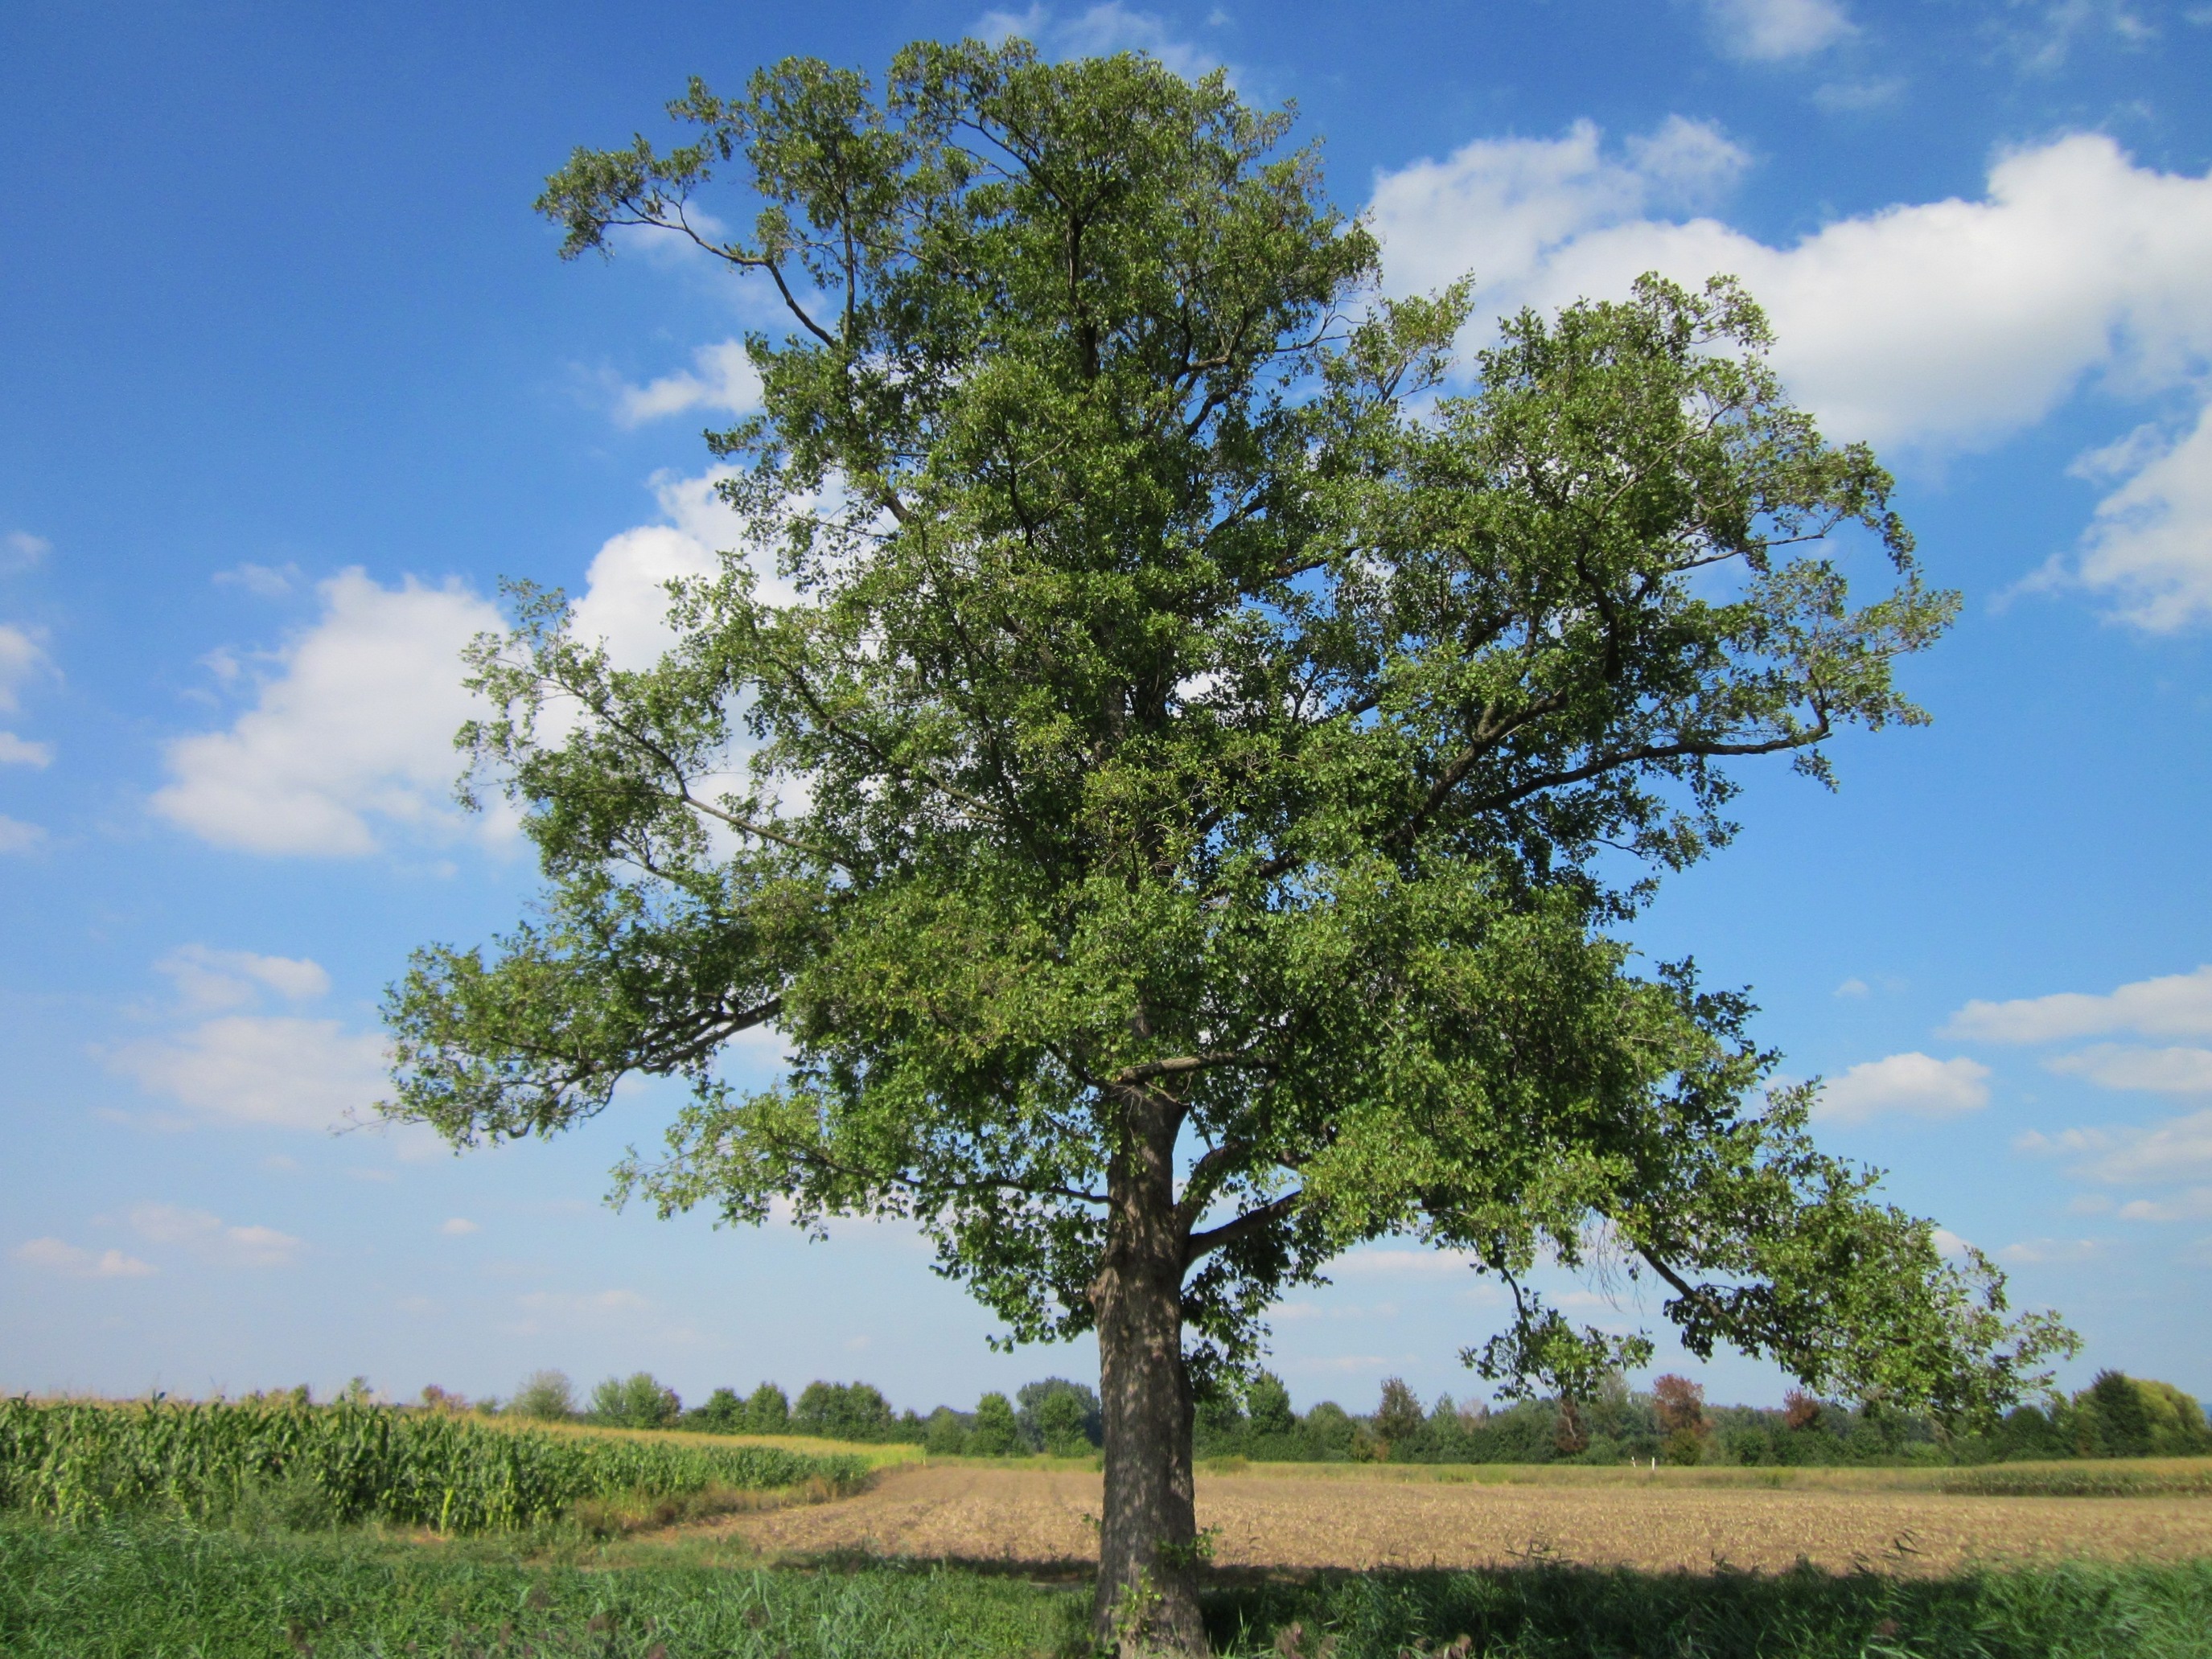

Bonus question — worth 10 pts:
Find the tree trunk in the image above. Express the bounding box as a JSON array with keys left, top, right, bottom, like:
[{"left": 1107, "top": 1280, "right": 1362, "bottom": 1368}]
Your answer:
[{"left": 1093, "top": 1101, "right": 1207, "bottom": 1656}]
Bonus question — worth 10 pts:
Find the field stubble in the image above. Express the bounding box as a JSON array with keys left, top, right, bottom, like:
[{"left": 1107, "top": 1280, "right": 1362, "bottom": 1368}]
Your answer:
[{"left": 715, "top": 1461, "right": 2212, "bottom": 1576}]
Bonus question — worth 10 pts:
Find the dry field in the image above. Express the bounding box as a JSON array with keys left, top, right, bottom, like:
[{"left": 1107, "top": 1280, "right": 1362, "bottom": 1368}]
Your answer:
[{"left": 713, "top": 1462, "right": 2212, "bottom": 1576}]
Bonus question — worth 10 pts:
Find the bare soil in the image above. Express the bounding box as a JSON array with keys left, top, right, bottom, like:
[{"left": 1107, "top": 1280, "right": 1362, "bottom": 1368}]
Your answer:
[{"left": 710, "top": 1463, "right": 2212, "bottom": 1575}]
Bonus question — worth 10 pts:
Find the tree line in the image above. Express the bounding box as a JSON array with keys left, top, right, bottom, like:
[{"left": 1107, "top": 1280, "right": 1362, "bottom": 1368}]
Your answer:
[{"left": 444, "top": 1366, "right": 2206, "bottom": 1468}]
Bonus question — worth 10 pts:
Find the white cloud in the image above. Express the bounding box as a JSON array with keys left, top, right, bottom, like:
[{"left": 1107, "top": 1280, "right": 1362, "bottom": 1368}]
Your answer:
[
  {"left": 2117, "top": 1188, "right": 2212, "bottom": 1222},
  {"left": 1813, "top": 1052, "right": 1991, "bottom": 1123},
  {"left": 156, "top": 945, "right": 331, "bottom": 1012},
  {"left": 2045, "top": 1044, "right": 2212, "bottom": 1094},
  {"left": 10, "top": 1238, "right": 155, "bottom": 1278},
  {"left": 1930, "top": 1226, "right": 1975, "bottom": 1259},
  {"left": 152, "top": 570, "right": 504, "bottom": 856},
  {"left": 1996, "top": 1236, "right": 2108, "bottom": 1266},
  {"left": 1374, "top": 125, "right": 2212, "bottom": 631},
  {"left": 109, "top": 1014, "right": 389, "bottom": 1131},
  {"left": 613, "top": 340, "right": 763, "bottom": 427},
  {"left": 0, "top": 815, "right": 46, "bottom": 853},
  {"left": 155, "top": 473, "right": 771, "bottom": 857},
  {"left": 130, "top": 1202, "right": 302, "bottom": 1266},
  {"left": 0, "top": 732, "right": 51, "bottom": 767},
  {"left": 2059, "top": 402, "right": 2212, "bottom": 630},
  {"left": 3, "top": 531, "right": 51, "bottom": 572},
  {"left": 214, "top": 562, "right": 302, "bottom": 597},
  {"left": 2018, "top": 1107, "right": 2212, "bottom": 1186},
  {"left": 1702, "top": 0, "right": 1854, "bottom": 60},
  {"left": 1834, "top": 977, "right": 1871, "bottom": 998},
  {"left": 1375, "top": 131, "right": 2212, "bottom": 457},
  {"left": 0, "top": 622, "right": 51, "bottom": 712},
  {"left": 1944, "top": 965, "right": 2212, "bottom": 1044},
  {"left": 976, "top": 2, "right": 1226, "bottom": 80},
  {"left": 440, "top": 1218, "right": 481, "bottom": 1236}
]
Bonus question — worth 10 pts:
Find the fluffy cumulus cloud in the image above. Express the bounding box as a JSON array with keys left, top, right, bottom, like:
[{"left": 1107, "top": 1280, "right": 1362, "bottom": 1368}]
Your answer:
[
  {"left": 111, "top": 1013, "right": 389, "bottom": 1132},
  {"left": 2019, "top": 1108, "right": 2212, "bottom": 1187},
  {"left": 155, "top": 469, "right": 767, "bottom": 858},
  {"left": 1946, "top": 963, "right": 2212, "bottom": 1044},
  {"left": 10, "top": 1237, "right": 155, "bottom": 1279},
  {"left": 1369, "top": 128, "right": 2212, "bottom": 626},
  {"left": 153, "top": 572, "right": 504, "bottom": 856},
  {"left": 1701, "top": 0, "right": 1854, "bottom": 60},
  {"left": 613, "top": 339, "right": 763, "bottom": 427},
  {"left": 1812, "top": 1052, "right": 1991, "bottom": 1124}
]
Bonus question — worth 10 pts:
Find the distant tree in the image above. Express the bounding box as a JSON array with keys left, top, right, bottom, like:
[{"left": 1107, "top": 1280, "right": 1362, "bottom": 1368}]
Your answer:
[
  {"left": 418, "top": 1384, "right": 470, "bottom": 1415},
  {"left": 968, "top": 1391, "right": 1021, "bottom": 1456},
  {"left": 510, "top": 1369, "right": 575, "bottom": 1422},
  {"left": 1374, "top": 1378, "right": 1425, "bottom": 1457},
  {"left": 1782, "top": 1388, "right": 1823, "bottom": 1431},
  {"left": 1245, "top": 1373, "right": 1297, "bottom": 1439},
  {"left": 792, "top": 1381, "right": 897, "bottom": 1440},
  {"left": 1652, "top": 1374, "right": 1706, "bottom": 1435},
  {"left": 1039, "top": 1389, "right": 1096, "bottom": 1455},
  {"left": 1301, "top": 1402, "right": 1358, "bottom": 1461},
  {"left": 744, "top": 1382, "right": 790, "bottom": 1432},
  {"left": 1017, "top": 1378, "right": 1104, "bottom": 1451},
  {"left": 591, "top": 1371, "right": 681, "bottom": 1428},
  {"left": 925, "top": 1405, "right": 968, "bottom": 1456},
  {"left": 387, "top": 35, "right": 2075, "bottom": 1652},
  {"left": 693, "top": 1386, "right": 746, "bottom": 1433}
]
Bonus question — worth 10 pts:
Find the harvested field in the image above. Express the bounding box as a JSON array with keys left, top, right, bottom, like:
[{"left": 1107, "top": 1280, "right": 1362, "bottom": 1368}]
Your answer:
[{"left": 715, "top": 1462, "right": 2212, "bottom": 1576}]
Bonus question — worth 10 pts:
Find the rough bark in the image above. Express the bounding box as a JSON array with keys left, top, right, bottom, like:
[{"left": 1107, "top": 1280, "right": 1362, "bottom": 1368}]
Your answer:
[{"left": 1092, "top": 1092, "right": 1207, "bottom": 1656}]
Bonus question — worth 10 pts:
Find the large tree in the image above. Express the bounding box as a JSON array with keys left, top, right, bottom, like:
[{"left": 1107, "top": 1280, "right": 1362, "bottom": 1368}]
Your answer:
[{"left": 383, "top": 41, "right": 2072, "bottom": 1654}]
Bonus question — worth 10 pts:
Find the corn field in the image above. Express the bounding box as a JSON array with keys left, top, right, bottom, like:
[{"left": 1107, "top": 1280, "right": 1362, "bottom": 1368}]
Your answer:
[{"left": 0, "top": 1398, "right": 869, "bottom": 1532}]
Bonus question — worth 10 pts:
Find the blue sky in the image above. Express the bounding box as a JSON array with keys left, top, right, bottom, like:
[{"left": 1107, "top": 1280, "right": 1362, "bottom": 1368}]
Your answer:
[{"left": 4, "top": 0, "right": 2210, "bottom": 1419}]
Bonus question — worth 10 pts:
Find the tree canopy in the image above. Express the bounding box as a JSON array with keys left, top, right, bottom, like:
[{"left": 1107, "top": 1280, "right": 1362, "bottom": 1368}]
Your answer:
[{"left": 381, "top": 38, "right": 2072, "bottom": 1650}]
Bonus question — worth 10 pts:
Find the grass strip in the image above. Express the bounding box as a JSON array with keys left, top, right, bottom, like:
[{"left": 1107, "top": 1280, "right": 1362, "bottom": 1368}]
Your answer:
[{"left": 4, "top": 1520, "right": 2209, "bottom": 1657}]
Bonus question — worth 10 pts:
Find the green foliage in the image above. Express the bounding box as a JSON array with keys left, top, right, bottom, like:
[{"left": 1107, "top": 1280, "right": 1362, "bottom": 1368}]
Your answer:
[
  {"left": 10, "top": 1520, "right": 2210, "bottom": 1659},
  {"left": 2074, "top": 1371, "right": 2212, "bottom": 1459},
  {"left": 966, "top": 1392, "right": 1020, "bottom": 1457},
  {"left": 590, "top": 1373, "right": 682, "bottom": 1430},
  {"left": 511, "top": 1369, "right": 577, "bottom": 1422},
  {"left": 1246, "top": 1373, "right": 1297, "bottom": 1439},
  {"left": 924, "top": 1406, "right": 968, "bottom": 1456},
  {"left": 0, "top": 1398, "right": 865, "bottom": 1533},
  {"left": 385, "top": 38, "right": 2068, "bottom": 1518},
  {"left": 1016, "top": 1378, "right": 1102, "bottom": 1452},
  {"left": 1372, "top": 1379, "right": 1425, "bottom": 1456},
  {"left": 791, "top": 1382, "right": 898, "bottom": 1441}
]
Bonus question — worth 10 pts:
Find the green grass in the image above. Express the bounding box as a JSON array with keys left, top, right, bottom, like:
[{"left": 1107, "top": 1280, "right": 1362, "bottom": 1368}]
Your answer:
[{"left": 4, "top": 1519, "right": 2209, "bottom": 1658}]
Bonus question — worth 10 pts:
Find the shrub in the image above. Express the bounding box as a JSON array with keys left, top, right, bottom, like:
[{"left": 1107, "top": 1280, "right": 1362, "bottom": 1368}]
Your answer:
[
  {"left": 1782, "top": 1389, "right": 1823, "bottom": 1431},
  {"left": 508, "top": 1369, "right": 575, "bottom": 1422},
  {"left": 968, "top": 1393, "right": 1020, "bottom": 1456}
]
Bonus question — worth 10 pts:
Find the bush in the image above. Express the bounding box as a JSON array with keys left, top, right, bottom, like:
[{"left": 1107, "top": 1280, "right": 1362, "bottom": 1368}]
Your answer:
[{"left": 508, "top": 1369, "right": 575, "bottom": 1422}]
